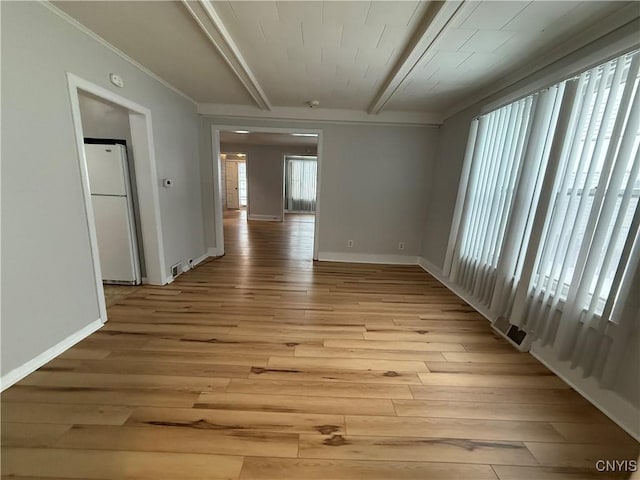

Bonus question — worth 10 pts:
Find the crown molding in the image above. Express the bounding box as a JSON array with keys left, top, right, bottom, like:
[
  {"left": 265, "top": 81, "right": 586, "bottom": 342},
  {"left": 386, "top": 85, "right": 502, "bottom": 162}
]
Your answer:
[
  {"left": 198, "top": 103, "right": 443, "bottom": 126},
  {"left": 444, "top": 2, "right": 640, "bottom": 119},
  {"left": 181, "top": 0, "right": 271, "bottom": 111},
  {"left": 368, "top": 0, "right": 466, "bottom": 114},
  {"left": 39, "top": 1, "right": 197, "bottom": 105}
]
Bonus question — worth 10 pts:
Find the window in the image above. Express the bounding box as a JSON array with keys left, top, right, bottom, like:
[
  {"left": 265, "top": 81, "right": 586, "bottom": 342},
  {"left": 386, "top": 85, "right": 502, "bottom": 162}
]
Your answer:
[
  {"left": 445, "top": 50, "right": 640, "bottom": 383},
  {"left": 530, "top": 53, "right": 640, "bottom": 318},
  {"left": 238, "top": 161, "right": 247, "bottom": 207},
  {"left": 285, "top": 156, "right": 317, "bottom": 213}
]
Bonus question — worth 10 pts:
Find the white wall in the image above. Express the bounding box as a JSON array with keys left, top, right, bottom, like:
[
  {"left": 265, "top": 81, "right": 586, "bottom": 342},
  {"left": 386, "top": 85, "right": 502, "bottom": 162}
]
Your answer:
[
  {"left": 202, "top": 118, "right": 440, "bottom": 259},
  {"left": 221, "top": 143, "right": 316, "bottom": 219},
  {"left": 420, "top": 105, "right": 476, "bottom": 269},
  {"left": 1, "top": 2, "right": 205, "bottom": 380}
]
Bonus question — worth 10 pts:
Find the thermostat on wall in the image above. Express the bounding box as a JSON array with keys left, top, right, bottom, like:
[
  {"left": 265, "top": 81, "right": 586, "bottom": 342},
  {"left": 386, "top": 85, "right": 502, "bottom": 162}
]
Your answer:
[{"left": 110, "top": 73, "right": 124, "bottom": 88}]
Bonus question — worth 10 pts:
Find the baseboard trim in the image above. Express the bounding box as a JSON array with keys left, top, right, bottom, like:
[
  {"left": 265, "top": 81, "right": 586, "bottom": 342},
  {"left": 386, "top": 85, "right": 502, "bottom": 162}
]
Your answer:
[
  {"left": 192, "top": 252, "right": 209, "bottom": 267},
  {"left": 0, "top": 318, "right": 103, "bottom": 391},
  {"left": 248, "top": 214, "right": 281, "bottom": 222},
  {"left": 207, "top": 247, "right": 224, "bottom": 257},
  {"left": 318, "top": 252, "right": 419, "bottom": 265},
  {"left": 530, "top": 344, "right": 640, "bottom": 442}
]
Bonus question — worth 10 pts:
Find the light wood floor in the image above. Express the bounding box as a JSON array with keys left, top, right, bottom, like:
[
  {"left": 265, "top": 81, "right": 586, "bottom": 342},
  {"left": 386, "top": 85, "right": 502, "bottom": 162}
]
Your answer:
[
  {"left": 2, "top": 210, "right": 637, "bottom": 479},
  {"left": 104, "top": 285, "right": 141, "bottom": 308}
]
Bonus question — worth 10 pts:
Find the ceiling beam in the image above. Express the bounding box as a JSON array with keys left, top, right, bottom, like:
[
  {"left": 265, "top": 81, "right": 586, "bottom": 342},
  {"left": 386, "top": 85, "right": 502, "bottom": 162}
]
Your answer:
[
  {"left": 181, "top": 0, "right": 271, "bottom": 110},
  {"left": 368, "top": 0, "right": 467, "bottom": 114}
]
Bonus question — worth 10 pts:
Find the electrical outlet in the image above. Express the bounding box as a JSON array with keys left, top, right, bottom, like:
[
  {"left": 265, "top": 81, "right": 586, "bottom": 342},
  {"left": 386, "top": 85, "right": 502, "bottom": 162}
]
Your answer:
[
  {"left": 347, "top": 240, "right": 354, "bottom": 248},
  {"left": 398, "top": 242, "right": 405, "bottom": 250}
]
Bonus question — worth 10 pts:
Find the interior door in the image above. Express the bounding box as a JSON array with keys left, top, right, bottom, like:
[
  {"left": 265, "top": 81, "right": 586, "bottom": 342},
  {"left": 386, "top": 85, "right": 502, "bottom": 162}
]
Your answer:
[{"left": 226, "top": 160, "right": 239, "bottom": 209}]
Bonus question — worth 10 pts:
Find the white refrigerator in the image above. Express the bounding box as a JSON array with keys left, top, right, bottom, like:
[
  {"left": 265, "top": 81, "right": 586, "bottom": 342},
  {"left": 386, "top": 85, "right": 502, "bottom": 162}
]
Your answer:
[{"left": 85, "top": 142, "right": 141, "bottom": 285}]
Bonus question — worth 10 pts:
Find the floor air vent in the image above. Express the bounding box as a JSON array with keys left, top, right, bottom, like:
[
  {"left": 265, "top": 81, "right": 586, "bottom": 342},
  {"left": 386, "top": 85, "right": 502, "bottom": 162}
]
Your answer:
[
  {"left": 493, "top": 316, "right": 529, "bottom": 350},
  {"left": 171, "top": 263, "right": 180, "bottom": 278}
]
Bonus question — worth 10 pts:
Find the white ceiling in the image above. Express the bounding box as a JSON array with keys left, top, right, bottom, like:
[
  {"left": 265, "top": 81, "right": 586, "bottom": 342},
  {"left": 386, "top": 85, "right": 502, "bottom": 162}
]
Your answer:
[
  {"left": 386, "top": 1, "right": 628, "bottom": 111},
  {"left": 212, "top": 0, "right": 431, "bottom": 109},
  {"left": 53, "top": 1, "right": 636, "bottom": 117},
  {"left": 54, "top": 1, "right": 253, "bottom": 104}
]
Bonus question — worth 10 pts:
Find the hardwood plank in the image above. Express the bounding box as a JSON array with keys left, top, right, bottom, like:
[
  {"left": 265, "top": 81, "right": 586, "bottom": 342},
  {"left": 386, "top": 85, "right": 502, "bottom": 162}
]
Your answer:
[
  {"left": 462, "top": 343, "right": 518, "bottom": 353},
  {"left": 231, "top": 327, "right": 364, "bottom": 340},
  {"left": 524, "top": 442, "right": 640, "bottom": 468},
  {"left": 393, "top": 399, "right": 609, "bottom": 422},
  {"left": 143, "top": 337, "right": 298, "bottom": 356},
  {"left": 298, "top": 434, "right": 538, "bottom": 465},
  {"left": 127, "top": 406, "right": 345, "bottom": 435},
  {"left": 237, "top": 320, "right": 366, "bottom": 332},
  {"left": 425, "top": 362, "right": 552, "bottom": 375},
  {"left": 1, "top": 385, "right": 199, "bottom": 408},
  {"left": 239, "top": 457, "right": 499, "bottom": 479},
  {"left": 363, "top": 331, "right": 501, "bottom": 343},
  {"left": 195, "top": 392, "right": 396, "bottom": 416},
  {"left": 57, "top": 348, "right": 111, "bottom": 360},
  {"left": 409, "top": 385, "right": 590, "bottom": 405},
  {"left": 267, "top": 355, "right": 429, "bottom": 372},
  {"left": 345, "top": 415, "right": 565, "bottom": 442},
  {"left": 551, "top": 422, "right": 638, "bottom": 444},
  {"left": 54, "top": 424, "right": 298, "bottom": 458},
  {"left": 1, "top": 423, "right": 70, "bottom": 448},
  {"left": 294, "top": 345, "right": 446, "bottom": 362},
  {"left": 101, "top": 322, "right": 232, "bottom": 336},
  {"left": 324, "top": 339, "right": 466, "bottom": 352},
  {"left": 18, "top": 371, "right": 229, "bottom": 392},
  {"left": 0, "top": 403, "right": 133, "bottom": 426},
  {"left": 227, "top": 379, "right": 413, "bottom": 399},
  {"left": 0, "top": 447, "right": 243, "bottom": 479},
  {"left": 418, "top": 372, "right": 569, "bottom": 389},
  {"left": 442, "top": 352, "right": 538, "bottom": 363},
  {"left": 107, "top": 349, "right": 271, "bottom": 367},
  {"left": 54, "top": 358, "right": 251, "bottom": 379},
  {"left": 248, "top": 366, "right": 422, "bottom": 385}
]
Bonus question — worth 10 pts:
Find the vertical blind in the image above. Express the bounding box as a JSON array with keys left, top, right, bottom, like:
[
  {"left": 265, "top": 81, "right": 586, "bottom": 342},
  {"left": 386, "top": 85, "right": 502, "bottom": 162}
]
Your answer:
[
  {"left": 445, "top": 50, "right": 640, "bottom": 387},
  {"left": 285, "top": 156, "right": 317, "bottom": 213}
]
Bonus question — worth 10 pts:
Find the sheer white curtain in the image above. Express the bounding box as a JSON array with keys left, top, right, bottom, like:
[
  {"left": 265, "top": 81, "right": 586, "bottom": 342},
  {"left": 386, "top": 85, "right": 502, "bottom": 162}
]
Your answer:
[
  {"left": 285, "top": 156, "right": 317, "bottom": 213},
  {"left": 446, "top": 86, "right": 563, "bottom": 313},
  {"left": 510, "top": 52, "right": 640, "bottom": 382},
  {"left": 445, "top": 50, "right": 640, "bottom": 385}
]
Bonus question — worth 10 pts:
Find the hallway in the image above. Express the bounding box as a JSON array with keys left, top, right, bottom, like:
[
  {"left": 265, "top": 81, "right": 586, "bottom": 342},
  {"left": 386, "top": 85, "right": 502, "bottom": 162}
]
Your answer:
[{"left": 1, "top": 214, "right": 637, "bottom": 479}]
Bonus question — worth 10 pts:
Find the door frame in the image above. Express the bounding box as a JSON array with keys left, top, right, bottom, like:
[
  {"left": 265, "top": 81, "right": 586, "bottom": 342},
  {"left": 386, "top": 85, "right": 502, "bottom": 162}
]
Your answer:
[
  {"left": 67, "top": 73, "right": 167, "bottom": 323},
  {"left": 211, "top": 125, "right": 323, "bottom": 260}
]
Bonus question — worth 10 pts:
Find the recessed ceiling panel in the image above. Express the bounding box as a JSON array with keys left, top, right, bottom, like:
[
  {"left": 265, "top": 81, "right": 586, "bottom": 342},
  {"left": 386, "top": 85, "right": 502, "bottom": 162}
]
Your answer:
[
  {"left": 385, "top": 1, "right": 631, "bottom": 113},
  {"left": 212, "top": 0, "right": 431, "bottom": 109}
]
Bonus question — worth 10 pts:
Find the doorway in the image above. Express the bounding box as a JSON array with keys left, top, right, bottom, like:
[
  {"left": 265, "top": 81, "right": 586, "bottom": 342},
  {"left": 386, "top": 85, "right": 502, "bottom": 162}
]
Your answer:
[
  {"left": 213, "top": 127, "right": 322, "bottom": 260},
  {"left": 67, "top": 73, "right": 167, "bottom": 322}
]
